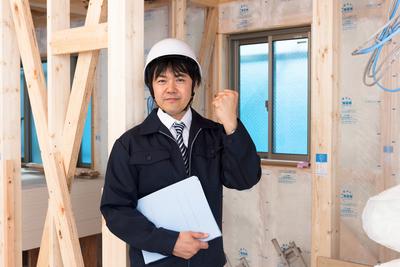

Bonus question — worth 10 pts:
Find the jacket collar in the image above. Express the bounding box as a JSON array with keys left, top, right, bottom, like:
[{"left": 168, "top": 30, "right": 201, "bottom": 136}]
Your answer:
[{"left": 139, "top": 108, "right": 217, "bottom": 136}]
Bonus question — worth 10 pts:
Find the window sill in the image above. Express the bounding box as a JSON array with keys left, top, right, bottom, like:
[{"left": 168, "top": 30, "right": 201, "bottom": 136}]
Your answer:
[
  {"left": 261, "top": 158, "right": 310, "bottom": 169},
  {"left": 21, "top": 162, "right": 100, "bottom": 178}
]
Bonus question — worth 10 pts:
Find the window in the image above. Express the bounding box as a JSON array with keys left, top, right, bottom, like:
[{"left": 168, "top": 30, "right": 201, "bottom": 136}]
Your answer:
[
  {"left": 20, "top": 58, "right": 93, "bottom": 167},
  {"left": 230, "top": 27, "right": 310, "bottom": 162}
]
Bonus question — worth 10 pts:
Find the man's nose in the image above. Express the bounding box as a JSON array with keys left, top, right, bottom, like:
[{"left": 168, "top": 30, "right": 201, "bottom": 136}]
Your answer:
[{"left": 166, "top": 79, "right": 177, "bottom": 92}]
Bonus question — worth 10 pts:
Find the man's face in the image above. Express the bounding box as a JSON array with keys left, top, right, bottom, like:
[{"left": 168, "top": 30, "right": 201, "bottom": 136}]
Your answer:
[{"left": 152, "top": 67, "right": 193, "bottom": 120}]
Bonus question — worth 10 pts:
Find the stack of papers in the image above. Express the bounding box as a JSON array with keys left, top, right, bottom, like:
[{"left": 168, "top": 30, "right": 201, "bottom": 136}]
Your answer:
[{"left": 137, "top": 176, "right": 222, "bottom": 264}]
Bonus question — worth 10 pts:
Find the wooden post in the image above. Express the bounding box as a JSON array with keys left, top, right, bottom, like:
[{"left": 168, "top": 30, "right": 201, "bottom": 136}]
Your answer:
[
  {"left": 193, "top": 6, "right": 218, "bottom": 114},
  {"left": 0, "top": 0, "right": 22, "bottom": 265},
  {"left": 207, "top": 33, "right": 227, "bottom": 119},
  {"left": 103, "top": 1, "right": 144, "bottom": 266},
  {"left": 311, "top": 1, "right": 341, "bottom": 266},
  {"left": 171, "top": 0, "right": 186, "bottom": 40},
  {"left": 47, "top": 0, "right": 70, "bottom": 265}
]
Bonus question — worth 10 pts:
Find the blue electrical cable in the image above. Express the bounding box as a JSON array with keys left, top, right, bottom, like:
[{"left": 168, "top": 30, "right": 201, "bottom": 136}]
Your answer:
[{"left": 352, "top": 0, "right": 400, "bottom": 92}]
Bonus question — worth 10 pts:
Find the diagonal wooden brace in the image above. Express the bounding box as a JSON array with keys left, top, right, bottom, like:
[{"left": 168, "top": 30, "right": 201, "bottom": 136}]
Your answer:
[
  {"left": 36, "top": 0, "right": 107, "bottom": 266},
  {"left": 7, "top": 0, "right": 105, "bottom": 266}
]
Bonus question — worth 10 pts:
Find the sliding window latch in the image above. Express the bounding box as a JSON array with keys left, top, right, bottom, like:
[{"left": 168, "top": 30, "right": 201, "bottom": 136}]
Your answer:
[{"left": 265, "top": 100, "right": 269, "bottom": 112}]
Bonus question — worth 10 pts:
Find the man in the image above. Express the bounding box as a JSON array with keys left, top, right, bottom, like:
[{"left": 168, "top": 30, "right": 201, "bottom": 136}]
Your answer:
[{"left": 101, "top": 38, "right": 261, "bottom": 267}]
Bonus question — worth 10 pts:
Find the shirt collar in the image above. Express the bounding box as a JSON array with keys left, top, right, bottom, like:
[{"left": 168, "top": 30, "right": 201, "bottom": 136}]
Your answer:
[{"left": 157, "top": 108, "right": 192, "bottom": 130}]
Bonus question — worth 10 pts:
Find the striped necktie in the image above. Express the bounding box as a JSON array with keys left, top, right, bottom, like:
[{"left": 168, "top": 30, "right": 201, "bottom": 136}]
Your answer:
[{"left": 173, "top": 122, "right": 189, "bottom": 175}]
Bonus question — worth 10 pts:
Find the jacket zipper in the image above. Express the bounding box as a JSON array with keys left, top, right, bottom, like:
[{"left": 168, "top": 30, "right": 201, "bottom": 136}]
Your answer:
[
  {"left": 159, "top": 129, "right": 202, "bottom": 267},
  {"left": 188, "top": 128, "right": 202, "bottom": 175}
]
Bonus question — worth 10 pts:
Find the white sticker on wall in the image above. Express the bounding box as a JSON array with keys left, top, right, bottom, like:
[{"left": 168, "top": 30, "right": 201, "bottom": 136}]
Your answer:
[
  {"left": 315, "top": 153, "right": 328, "bottom": 176},
  {"left": 340, "top": 188, "right": 358, "bottom": 218},
  {"left": 278, "top": 170, "right": 297, "bottom": 184},
  {"left": 340, "top": 97, "right": 358, "bottom": 124}
]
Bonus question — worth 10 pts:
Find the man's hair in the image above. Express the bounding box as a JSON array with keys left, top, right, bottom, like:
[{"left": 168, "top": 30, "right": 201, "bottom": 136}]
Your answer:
[{"left": 144, "top": 55, "right": 201, "bottom": 98}]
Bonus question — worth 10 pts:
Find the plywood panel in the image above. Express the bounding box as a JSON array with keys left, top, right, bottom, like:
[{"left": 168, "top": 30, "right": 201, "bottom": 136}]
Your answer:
[
  {"left": 337, "top": 1, "right": 400, "bottom": 265},
  {"left": 218, "top": 0, "right": 312, "bottom": 34},
  {"left": 223, "top": 167, "right": 312, "bottom": 267}
]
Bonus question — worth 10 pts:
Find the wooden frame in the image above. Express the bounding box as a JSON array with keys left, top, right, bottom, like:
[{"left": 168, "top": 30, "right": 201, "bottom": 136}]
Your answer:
[
  {"left": 102, "top": 1, "right": 144, "bottom": 266},
  {"left": 0, "top": 0, "right": 23, "bottom": 266},
  {"left": 310, "top": 1, "right": 341, "bottom": 266},
  {"left": 228, "top": 27, "right": 311, "bottom": 163},
  {"left": 3, "top": 1, "right": 395, "bottom": 267},
  {"left": 8, "top": 0, "right": 107, "bottom": 265}
]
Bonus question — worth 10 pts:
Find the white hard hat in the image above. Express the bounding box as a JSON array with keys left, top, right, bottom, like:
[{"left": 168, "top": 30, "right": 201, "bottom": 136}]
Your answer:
[{"left": 144, "top": 38, "right": 202, "bottom": 78}]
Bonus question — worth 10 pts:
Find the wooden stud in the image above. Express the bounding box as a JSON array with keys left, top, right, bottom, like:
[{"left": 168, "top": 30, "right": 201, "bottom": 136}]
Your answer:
[
  {"left": 0, "top": 161, "right": 22, "bottom": 267},
  {"left": 170, "top": 0, "right": 186, "bottom": 40},
  {"left": 103, "top": 1, "right": 144, "bottom": 266},
  {"left": 9, "top": 0, "right": 84, "bottom": 265},
  {"left": 0, "top": 0, "right": 22, "bottom": 265},
  {"left": 207, "top": 33, "right": 227, "bottom": 119},
  {"left": 317, "top": 257, "right": 372, "bottom": 267},
  {"left": 193, "top": 7, "right": 218, "bottom": 113},
  {"left": 310, "top": 1, "right": 341, "bottom": 267},
  {"left": 46, "top": 0, "right": 71, "bottom": 265}
]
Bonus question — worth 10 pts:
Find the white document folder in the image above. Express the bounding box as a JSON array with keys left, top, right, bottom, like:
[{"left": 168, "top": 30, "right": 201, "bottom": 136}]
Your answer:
[{"left": 136, "top": 176, "right": 222, "bottom": 264}]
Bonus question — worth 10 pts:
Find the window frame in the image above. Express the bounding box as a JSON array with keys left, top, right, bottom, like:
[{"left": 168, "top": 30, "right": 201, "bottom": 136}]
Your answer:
[
  {"left": 229, "top": 27, "right": 311, "bottom": 163},
  {"left": 20, "top": 56, "right": 94, "bottom": 168}
]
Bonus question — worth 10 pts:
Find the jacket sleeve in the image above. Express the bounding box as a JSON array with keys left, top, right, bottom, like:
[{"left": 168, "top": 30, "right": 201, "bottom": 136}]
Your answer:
[
  {"left": 100, "top": 139, "right": 179, "bottom": 255},
  {"left": 220, "top": 119, "right": 262, "bottom": 190}
]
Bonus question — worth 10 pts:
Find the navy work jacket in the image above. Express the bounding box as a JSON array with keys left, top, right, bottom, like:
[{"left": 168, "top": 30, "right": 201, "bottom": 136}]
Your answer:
[{"left": 100, "top": 108, "right": 261, "bottom": 267}]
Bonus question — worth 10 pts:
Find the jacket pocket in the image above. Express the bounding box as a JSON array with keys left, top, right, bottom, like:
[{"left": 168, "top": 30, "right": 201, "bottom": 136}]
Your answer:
[
  {"left": 129, "top": 149, "right": 170, "bottom": 165},
  {"left": 192, "top": 145, "right": 222, "bottom": 158}
]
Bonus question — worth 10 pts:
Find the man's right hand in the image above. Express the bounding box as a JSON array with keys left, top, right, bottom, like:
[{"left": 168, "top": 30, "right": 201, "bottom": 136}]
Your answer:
[{"left": 172, "top": 231, "right": 209, "bottom": 259}]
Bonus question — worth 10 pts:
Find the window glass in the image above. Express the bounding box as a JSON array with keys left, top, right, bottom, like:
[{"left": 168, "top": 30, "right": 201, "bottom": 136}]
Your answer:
[
  {"left": 239, "top": 43, "right": 269, "bottom": 153},
  {"left": 272, "top": 38, "right": 309, "bottom": 155}
]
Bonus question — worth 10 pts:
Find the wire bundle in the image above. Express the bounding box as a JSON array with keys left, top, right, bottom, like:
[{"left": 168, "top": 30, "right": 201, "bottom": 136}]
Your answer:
[{"left": 352, "top": 0, "right": 400, "bottom": 92}]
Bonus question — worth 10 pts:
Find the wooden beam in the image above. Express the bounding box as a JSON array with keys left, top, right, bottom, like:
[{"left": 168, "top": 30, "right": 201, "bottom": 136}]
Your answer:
[
  {"left": 46, "top": 0, "right": 70, "bottom": 266},
  {"left": 170, "top": 0, "right": 186, "bottom": 40},
  {"left": 317, "top": 257, "right": 372, "bottom": 267},
  {"left": 103, "top": 1, "right": 144, "bottom": 266},
  {"left": 193, "top": 7, "right": 218, "bottom": 113},
  {"left": 62, "top": 0, "right": 107, "bottom": 190},
  {"left": 0, "top": 161, "right": 21, "bottom": 267},
  {"left": 207, "top": 33, "right": 227, "bottom": 119},
  {"left": 50, "top": 23, "right": 108, "bottom": 55},
  {"left": 0, "top": 0, "right": 22, "bottom": 266},
  {"left": 30, "top": 0, "right": 88, "bottom": 16},
  {"left": 198, "top": 7, "right": 218, "bottom": 77},
  {"left": 145, "top": 0, "right": 169, "bottom": 10},
  {"left": 9, "top": 0, "right": 84, "bottom": 266},
  {"left": 190, "top": 0, "right": 218, "bottom": 7},
  {"left": 311, "top": 1, "right": 340, "bottom": 267}
]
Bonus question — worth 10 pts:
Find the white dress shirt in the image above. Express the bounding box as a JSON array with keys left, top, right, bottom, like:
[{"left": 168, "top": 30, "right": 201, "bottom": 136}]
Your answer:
[{"left": 157, "top": 108, "right": 192, "bottom": 147}]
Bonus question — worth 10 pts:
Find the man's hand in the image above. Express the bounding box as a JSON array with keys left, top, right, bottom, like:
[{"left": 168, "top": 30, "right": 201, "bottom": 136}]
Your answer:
[
  {"left": 172, "top": 231, "right": 209, "bottom": 260},
  {"left": 212, "top": 89, "right": 238, "bottom": 134}
]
